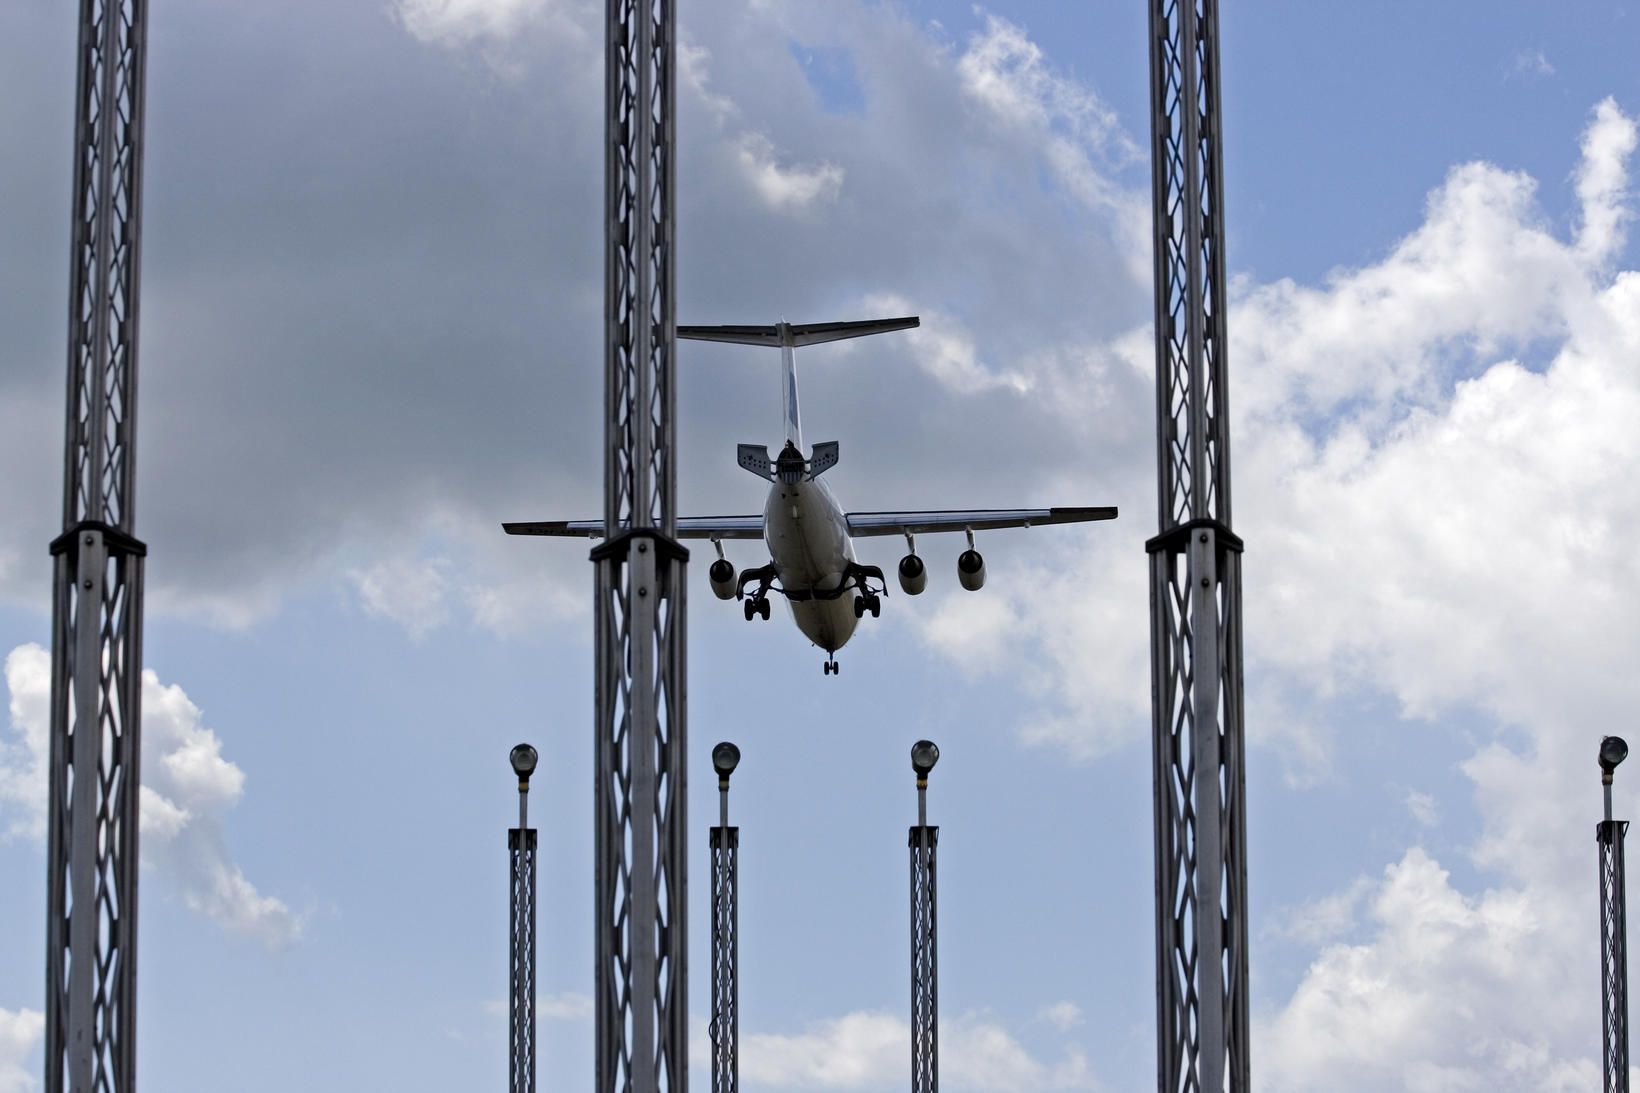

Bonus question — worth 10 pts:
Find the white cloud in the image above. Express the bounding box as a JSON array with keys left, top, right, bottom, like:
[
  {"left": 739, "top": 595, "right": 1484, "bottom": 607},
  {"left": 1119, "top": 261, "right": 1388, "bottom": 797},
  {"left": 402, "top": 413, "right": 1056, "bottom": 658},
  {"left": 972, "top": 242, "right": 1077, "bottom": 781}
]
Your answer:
[
  {"left": 956, "top": 13, "right": 1148, "bottom": 272},
  {"left": 0, "top": 644, "right": 301, "bottom": 948},
  {"left": 394, "top": 0, "right": 582, "bottom": 49},
  {"left": 538, "top": 991, "right": 593, "bottom": 1021},
  {"left": 1259, "top": 849, "right": 1598, "bottom": 1092},
  {"left": 1509, "top": 48, "right": 1555, "bottom": 79},
  {"left": 729, "top": 1009, "right": 1098, "bottom": 1092},
  {"left": 0, "top": 1008, "right": 42, "bottom": 1093},
  {"left": 1036, "top": 1001, "right": 1084, "bottom": 1031},
  {"left": 1406, "top": 789, "right": 1439, "bottom": 828},
  {"left": 351, "top": 555, "right": 455, "bottom": 639},
  {"left": 736, "top": 133, "right": 845, "bottom": 211},
  {"left": 908, "top": 96, "right": 1639, "bottom": 1085},
  {"left": 0, "top": 646, "right": 49, "bottom": 840}
]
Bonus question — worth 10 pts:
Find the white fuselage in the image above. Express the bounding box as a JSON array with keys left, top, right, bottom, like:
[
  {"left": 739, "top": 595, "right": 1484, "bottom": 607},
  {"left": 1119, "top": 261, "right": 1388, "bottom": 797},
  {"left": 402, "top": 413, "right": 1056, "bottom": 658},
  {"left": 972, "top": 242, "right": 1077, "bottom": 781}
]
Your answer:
[{"left": 763, "top": 477, "right": 859, "bottom": 653}]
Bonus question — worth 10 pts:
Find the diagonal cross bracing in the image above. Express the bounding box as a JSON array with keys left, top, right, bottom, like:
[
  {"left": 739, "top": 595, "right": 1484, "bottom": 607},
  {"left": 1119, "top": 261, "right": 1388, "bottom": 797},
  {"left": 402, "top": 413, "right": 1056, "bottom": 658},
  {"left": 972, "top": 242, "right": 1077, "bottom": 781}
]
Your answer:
[{"left": 1145, "top": 1, "right": 1249, "bottom": 1090}]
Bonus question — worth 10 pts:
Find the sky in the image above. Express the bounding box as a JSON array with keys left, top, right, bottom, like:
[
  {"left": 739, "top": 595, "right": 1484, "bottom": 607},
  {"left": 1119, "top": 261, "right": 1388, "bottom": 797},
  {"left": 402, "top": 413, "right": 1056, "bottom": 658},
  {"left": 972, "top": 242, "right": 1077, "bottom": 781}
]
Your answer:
[{"left": 1, "top": 0, "right": 1638, "bottom": 1089}]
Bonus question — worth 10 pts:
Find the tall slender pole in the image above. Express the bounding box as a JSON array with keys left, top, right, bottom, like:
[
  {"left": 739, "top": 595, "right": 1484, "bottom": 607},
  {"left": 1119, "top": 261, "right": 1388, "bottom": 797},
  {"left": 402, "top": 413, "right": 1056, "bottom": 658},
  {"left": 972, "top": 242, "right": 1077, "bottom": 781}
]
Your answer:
[
  {"left": 47, "top": 2, "right": 151, "bottom": 1089},
  {"left": 1601, "top": 736, "right": 1631, "bottom": 1093},
  {"left": 509, "top": 745, "right": 540, "bottom": 1093},
  {"left": 594, "top": 2, "right": 685, "bottom": 1090},
  {"left": 909, "top": 741, "right": 940, "bottom": 1093},
  {"left": 709, "top": 743, "right": 741, "bottom": 1093},
  {"left": 1145, "top": 0, "right": 1249, "bottom": 1088}
]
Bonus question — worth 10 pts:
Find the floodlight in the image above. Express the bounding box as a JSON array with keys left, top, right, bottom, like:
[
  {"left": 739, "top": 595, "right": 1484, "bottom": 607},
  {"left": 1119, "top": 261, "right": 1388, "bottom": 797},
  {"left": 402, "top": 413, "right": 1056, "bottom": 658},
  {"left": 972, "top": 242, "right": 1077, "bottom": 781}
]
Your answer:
[
  {"left": 1601, "top": 736, "right": 1629, "bottom": 776},
  {"left": 510, "top": 743, "right": 539, "bottom": 782},
  {"left": 712, "top": 741, "right": 741, "bottom": 781},
  {"left": 910, "top": 739, "right": 940, "bottom": 778}
]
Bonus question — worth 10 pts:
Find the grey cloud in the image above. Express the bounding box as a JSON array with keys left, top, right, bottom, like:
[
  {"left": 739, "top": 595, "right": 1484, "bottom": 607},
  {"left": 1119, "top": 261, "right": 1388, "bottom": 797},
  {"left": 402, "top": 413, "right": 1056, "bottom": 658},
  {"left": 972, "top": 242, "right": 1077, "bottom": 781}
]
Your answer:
[{"left": 0, "top": 0, "right": 1151, "bottom": 629}]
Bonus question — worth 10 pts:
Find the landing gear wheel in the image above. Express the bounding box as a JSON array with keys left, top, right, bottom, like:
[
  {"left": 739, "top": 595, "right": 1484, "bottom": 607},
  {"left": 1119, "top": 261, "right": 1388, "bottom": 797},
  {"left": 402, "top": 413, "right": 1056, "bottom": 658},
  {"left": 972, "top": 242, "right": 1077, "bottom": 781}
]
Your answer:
[
  {"left": 853, "top": 595, "right": 865, "bottom": 618},
  {"left": 758, "top": 598, "right": 771, "bottom": 620},
  {"left": 743, "top": 599, "right": 756, "bottom": 621},
  {"left": 823, "top": 659, "right": 839, "bottom": 675},
  {"left": 866, "top": 592, "right": 881, "bottom": 618}
]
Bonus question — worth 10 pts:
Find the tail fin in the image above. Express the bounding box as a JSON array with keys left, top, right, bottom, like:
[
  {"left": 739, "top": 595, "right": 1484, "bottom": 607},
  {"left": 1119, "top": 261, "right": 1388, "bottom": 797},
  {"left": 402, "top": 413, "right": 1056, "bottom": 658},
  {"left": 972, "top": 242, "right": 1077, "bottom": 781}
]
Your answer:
[{"left": 678, "top": 315, "right": 920, "bottom": 448}]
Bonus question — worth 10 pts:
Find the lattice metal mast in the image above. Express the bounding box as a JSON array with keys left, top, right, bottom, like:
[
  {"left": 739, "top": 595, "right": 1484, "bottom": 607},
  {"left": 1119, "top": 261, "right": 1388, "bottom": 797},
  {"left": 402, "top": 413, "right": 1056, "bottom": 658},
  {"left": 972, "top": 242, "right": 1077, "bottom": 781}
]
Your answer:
[
  {"left": 46, "top": 2, "right": 151, "bottom": 1090},
  {"left": 1144, "top": 0, "right": 1250, "bottom": 1089},
  {"left": 909, "top": 741, "right": 940, "bottom": 1093},
  {"left": 709, "top": 744, "right": 741, "bottom": 1093},
  {"left": 593, "top": 1, "right": 687, "bottom": 1089},
  {"left": 1599, "top": 736, "right": 1631, "bottom": 1093},
  {"left": 509, "top": 746, "right": 540, "bottom": 1093}
]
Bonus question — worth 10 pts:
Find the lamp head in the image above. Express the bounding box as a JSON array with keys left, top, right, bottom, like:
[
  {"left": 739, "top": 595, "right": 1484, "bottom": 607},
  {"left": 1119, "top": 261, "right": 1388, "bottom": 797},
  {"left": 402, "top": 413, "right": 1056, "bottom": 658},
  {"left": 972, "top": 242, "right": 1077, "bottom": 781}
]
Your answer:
[
  {"left": 712, "top": 741, "right": 741, "bottom": 787},
  {"left": 1601, "top": 735, "right": 1629, "bottom": 780},
  {"left": 510, "top": 743, "right": 539, "bottom": 788},
  {"left": 910, "top": 739, "right": 940, "bottom": 784}
]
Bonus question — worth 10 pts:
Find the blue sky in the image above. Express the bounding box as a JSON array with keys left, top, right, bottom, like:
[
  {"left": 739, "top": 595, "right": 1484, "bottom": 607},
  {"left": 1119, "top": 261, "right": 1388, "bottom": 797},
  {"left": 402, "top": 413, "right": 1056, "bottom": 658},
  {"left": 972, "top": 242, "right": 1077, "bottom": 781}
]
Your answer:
[{"left": 1, "top": 1, "right": 1638, "bottom": 1089}]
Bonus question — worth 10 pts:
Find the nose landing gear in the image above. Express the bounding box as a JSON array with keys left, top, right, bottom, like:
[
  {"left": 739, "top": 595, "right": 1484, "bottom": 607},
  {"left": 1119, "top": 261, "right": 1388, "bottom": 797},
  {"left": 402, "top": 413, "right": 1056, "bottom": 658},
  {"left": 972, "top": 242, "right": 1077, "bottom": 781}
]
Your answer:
[{"left": 823, "top": 658, "right": 839, "bottom": 675}]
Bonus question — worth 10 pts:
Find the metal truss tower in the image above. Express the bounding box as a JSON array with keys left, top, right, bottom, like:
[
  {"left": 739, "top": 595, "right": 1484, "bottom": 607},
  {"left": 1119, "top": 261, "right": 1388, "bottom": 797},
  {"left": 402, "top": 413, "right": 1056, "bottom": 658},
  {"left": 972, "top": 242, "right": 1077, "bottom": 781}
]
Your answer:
[
  {"left": 909, "top": 741, "right": 940, "bottom": 1093},
  {"left": 1144, "top": 1, "right": 1249, "bottom": 1090},
  {"left": 593, "top": 2, "right": 686, "bottom": 1090},
  {"left": 1600, "top": 819, "right": 1630, "bottom": 1092},
  {"left": 509, "top": 746, "right": 540, "bottom": 1093},
  {"left": 708, "top": 743, "right": 741, "bottom": 1093},
  {"left": 1600, "top": 736, "right": 1631, "bottom": 1093},
  {"left": 45, "top": 2, "right": 151, "bottom": 1090}
]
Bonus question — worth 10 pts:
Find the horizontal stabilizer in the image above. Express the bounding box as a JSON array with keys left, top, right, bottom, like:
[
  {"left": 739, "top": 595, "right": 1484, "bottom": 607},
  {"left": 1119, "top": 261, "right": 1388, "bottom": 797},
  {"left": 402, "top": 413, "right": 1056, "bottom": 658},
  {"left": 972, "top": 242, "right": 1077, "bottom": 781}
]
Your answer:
[
  {"left": 677, "top": 316, "right": 919, "bottom": 348},
  {"left": 808, "top": 441, "right": 839, "bottom": 479},
  {"left": 737, "top": 444, "right": 774, "bottom": 481}
]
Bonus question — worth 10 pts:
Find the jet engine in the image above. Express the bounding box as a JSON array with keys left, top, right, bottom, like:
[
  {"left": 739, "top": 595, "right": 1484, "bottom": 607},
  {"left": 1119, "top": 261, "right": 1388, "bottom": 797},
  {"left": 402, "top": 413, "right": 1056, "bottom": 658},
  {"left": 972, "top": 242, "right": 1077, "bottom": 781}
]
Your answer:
[
  {"left": 956, "top": 549, "right": 986, "bottom": 591},
  {"left": 709, "top": 558, "right": 737, "bottom": 600},
  {"left": 898, "top": 553, "right": 927, "bottom": 595}
]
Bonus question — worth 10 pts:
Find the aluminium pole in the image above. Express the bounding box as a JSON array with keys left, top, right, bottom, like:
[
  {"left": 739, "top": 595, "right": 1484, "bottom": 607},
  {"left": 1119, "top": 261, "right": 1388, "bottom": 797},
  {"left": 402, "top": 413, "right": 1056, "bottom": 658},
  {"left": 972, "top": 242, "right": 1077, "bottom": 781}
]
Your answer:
[
  {"left": 594, "top": 2, "right": 686, "bottom": 1091},
  {"left": 1144, "top": 0, "right": 1250, "bottom": 1090},
  {"left": 46, "top": 2, "right": 151, "bottom": 1090},
  {"left": 1600, "top": 736, "right": 1631, "bottom": 1093},
  {"left": 909, "top": 741, "right": 940, "bottom": 1093},
  {"left": 509, "top": 746, "right": 540, "bottom": 1093},
  {"left": 709, "top": 743, "right": 741, "bottom": 1093}
]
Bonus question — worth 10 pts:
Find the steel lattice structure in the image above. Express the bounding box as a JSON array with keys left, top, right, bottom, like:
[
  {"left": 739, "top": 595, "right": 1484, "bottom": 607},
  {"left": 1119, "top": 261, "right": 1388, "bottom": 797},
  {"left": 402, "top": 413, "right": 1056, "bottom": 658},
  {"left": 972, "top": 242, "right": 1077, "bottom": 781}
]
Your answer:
[
  {"left": 1144, "top": 0, "right": 1249, "bottom": 1090},
  {"left": 909, "top": 826, "right": 938, "bottom": 1093},
  {"left": 1601, "top": 820, "right": 1630, "bottom": 1092},
  {"left": 510, "top": 828, "right": 538, "bottom": 1093},
  {"left": 46, "top": 1, "right": 151, "bottom": 1090},
  {"left": 593, "top": 1, "right": 687, "bottom": 1090},
  {"left": 709, "top": 826, "right": 738, "bottom": 1093}
]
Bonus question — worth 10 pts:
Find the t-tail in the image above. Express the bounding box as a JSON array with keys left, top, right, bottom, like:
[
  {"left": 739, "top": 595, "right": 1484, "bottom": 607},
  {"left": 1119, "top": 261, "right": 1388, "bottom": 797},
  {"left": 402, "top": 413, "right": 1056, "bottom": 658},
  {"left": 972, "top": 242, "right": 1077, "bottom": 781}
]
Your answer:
[{"left": 678, "top": 316, "right": 919, "bottom": 457}]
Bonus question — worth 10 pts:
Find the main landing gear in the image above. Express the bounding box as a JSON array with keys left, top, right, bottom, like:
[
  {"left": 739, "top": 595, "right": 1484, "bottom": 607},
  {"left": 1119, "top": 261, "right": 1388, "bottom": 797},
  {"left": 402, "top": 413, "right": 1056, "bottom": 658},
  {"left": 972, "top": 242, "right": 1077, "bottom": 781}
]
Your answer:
[
  {"left": 852, "top": 591, "right": 881, "bottom": 618},
  {"left": 737, "top": 562, "right": 778, "bottom": 622}
]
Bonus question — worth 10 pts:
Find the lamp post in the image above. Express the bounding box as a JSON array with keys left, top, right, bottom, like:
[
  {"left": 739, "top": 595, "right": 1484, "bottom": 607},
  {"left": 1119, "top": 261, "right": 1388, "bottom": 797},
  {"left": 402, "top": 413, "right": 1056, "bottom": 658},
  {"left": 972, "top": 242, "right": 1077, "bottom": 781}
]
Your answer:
[
  {"left": 909, "top": 740, "right": 940, "bottom": 1093},
  {"left": 710, "top": 742, "right": 742, "bottom": 1093},
  {"left": 1601, "top": 735, "right": 1630, "bottom": 1093},
  {"left": 510, "top": 744, "right": 539, "bottom": 1093}
]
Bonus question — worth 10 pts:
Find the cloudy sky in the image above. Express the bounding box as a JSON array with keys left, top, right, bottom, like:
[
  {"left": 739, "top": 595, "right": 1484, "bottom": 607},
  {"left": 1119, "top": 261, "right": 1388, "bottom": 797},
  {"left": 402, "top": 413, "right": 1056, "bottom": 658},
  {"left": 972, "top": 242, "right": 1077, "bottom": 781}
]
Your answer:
[{"left": 2, "top": 0, "right": 1638, "bottom": 1089}]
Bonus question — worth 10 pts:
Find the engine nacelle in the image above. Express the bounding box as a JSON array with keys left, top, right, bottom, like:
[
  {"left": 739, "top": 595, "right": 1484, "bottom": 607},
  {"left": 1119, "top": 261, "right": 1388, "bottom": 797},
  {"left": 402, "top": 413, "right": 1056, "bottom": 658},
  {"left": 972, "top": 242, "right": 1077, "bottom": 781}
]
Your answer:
[
  {"left": 957, "top": 549, "right": 986, "bottom": 591},
  {"left": 898, "top": 553, "right": 927, "bottom": 595},
  {"left": 709, "top": 558, "right": 737, "bottom": 600}
]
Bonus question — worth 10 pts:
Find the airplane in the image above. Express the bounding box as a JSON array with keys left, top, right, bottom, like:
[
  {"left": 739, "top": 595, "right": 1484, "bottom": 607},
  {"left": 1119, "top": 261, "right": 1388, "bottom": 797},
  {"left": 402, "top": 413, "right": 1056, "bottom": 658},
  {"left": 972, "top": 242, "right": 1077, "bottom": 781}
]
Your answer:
[{"left": 503, "top": 316, "right": 1117, "bottom": 675}]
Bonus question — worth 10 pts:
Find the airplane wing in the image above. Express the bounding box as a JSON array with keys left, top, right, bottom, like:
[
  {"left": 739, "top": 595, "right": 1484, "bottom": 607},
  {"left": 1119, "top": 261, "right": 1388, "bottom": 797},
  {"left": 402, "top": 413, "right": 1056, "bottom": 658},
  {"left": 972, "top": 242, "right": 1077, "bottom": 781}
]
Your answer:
[
  {"left": 844, "top": 506, "right": 1117, "bottom": 537},
  {"left": 502, "top": 516, "right": 765, "bottom": 540}
]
